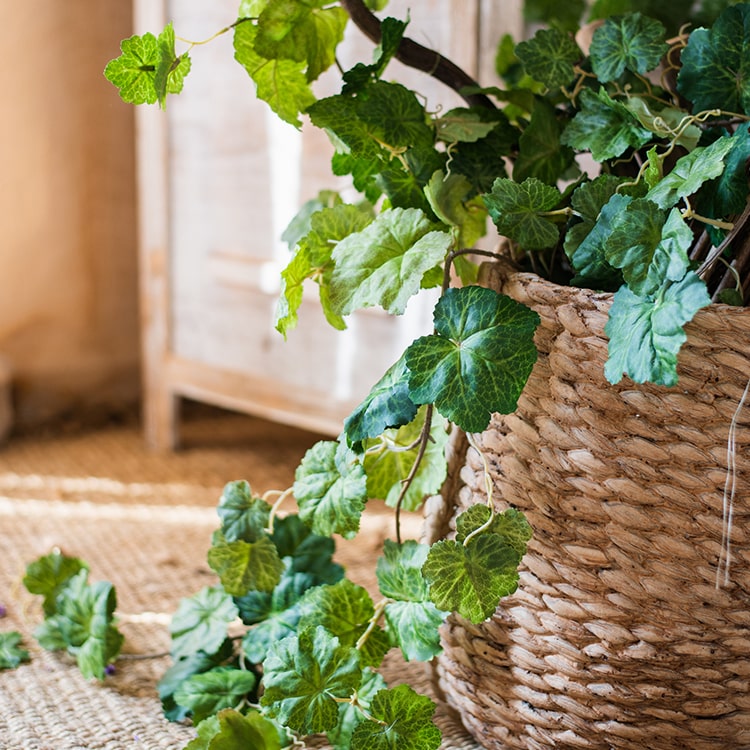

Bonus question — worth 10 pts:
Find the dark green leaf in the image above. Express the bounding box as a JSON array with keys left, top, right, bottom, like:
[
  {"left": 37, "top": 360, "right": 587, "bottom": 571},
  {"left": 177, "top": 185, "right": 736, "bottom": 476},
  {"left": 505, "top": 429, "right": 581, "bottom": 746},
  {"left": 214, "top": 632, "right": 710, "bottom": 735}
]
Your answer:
[
  {"left": 343, "top": 16, "right": 408, "bottom": 93},
  {"left": 606, "top": 202, "right": 693, "bottom": 295},
  {"left": 217, "top": 480, "right": 270, "bottom": 543},
  {"left": 561, "top": 87, "right": 652, "bottom": 161},
  {"left": 271, "top": 515, "right": 344, "bottom": 584},
  {"left": 328, "top": 668, "right": 387, "bottom": 750},
  {"left": 308, "top": 94, "right": 384, "bottom": 160},
  {"left": 604, "top": 272, "right": 711, "bottom": 385},
  {"left": 523, "top": 0, "right": 586, "bottom": 33},
  {"left": 23, "top": 550, "right": 88, "bottom": 617},
  {"left": 677, "top": 3, "right": 750, "bottom": 115},
  {"left": 174, "top": 666, "right": 257, "bottom": 723},
  {"left": 208, "top": 535, "right": 285, "bottom": 596},
  {"left": 344, "top": 354, "right": 419, "bottom": 448},
  {"left": 450, "top": 122, "right": 516, "bottom": 194},
  {"left": 299, "top": 580, "right": 390, "bottom": 668},
  {"left": 454, "top": 505, "right": 533, "bottom": 558},
  {"left": 170, "top": 586, "right": 240, "bottom": 660},
  {"left": 405, "top": 286, "right": 540, "bottom": 432},
  {"left": 484, "top": 177, "right": 563, "bottom": 249},
  {"left": 589, "top": 13, "right": 667, "bottom": 82},
  {"left": 329, "top": 208, "right": 453, "bottom": 316},
  {"left": 0, "top": 632, "right": 29, "bottom": 669},
  {"left": 351, "top": 685, "right": 441, "bottom": 750},
  {"left": 261, "top": 625, "right": 362, "bottom": 734},
  {"left": 516, "top": 28, "right": 581, "bottom": 88},
  {"left": 293, "top": 440, "right": 368, "bottom": 539},
  {"left": 514, "top": 100, "right": 576, "bottom": 185}
]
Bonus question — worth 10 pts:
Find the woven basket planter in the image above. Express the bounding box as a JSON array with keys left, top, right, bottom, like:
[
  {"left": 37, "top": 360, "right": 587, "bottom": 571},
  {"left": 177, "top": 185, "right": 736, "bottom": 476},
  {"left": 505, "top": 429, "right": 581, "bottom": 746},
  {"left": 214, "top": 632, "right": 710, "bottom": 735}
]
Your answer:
[{"left": 428, "top": 260, "right": 750, "bottom": 750}]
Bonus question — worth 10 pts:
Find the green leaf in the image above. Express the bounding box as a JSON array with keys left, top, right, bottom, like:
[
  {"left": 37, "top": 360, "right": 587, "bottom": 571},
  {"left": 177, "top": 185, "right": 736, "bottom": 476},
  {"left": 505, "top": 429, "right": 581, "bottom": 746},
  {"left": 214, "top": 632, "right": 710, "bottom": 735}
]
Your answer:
[
  {"left": 589, "top": 13, "right": 667, "bottom": 82},
  {"left": 153, "top": 22, "right": 192, "bottom": 107},
  {"left": 0, "top": 632, "right": 30, "bottom": 669},
  {"left": 276, "top": 203, "right": 373, "bottom": 336},
  {"left": 233, "top": 21, "right": 315, "bottom": 128},
  {"left": 561, "top": 87, "right": 652, "bottom": 161},
  {"left": 281, "top": 190, "right": 343, "bottom": 250},
  {"left": 515, "top": 27, "right": 581, "bottom": 89},
  {"left": 357, "top": 81, "right": 435, "bottom": 150},
  {"left": 174, "top": 666, "right": 257, "bottom": 723},
  {"left": 523, "top": 0, "right": 586, "bottom": 33},
  {"left": 158, "top": 640, "right": 236, "bottom": 722},
  {"left": 330, "top": 208, "right": 453, "bottom": 316},
  {"left": 343, "top": 16, "right": 408, "bottom": 93},
  {"left": 606, "top": 202, "right": 693, "bottom": 295},
  {"left": 363, "top": 407, "right": 449, "bottom": 512},
  {"left": 328, "top": 668, "right": 387, "bottom": 750},
  {"left": 23, "top": 550, "right": 88, "bottom": 617},
  {"left": 34, "top": 570, "right": 123, "bottom": 680},
  {"left": 435, "top": 108, "right": 499, "bottom": 143},
  {"left": 170, "top": 586, "right": 240, "bottom": 660},
  {"left": 299, "top": 580, "right": 390, "bottom": 668},
  {"left": 271, "top": 514, "right": 344, "bottom": 583},
  {"left": 261, "top": 625, "right": 362, "bottom": 734},
  {"left": 350, "top": 685, "right": 441, "bottom": 750},
  {"left": 207, "top": 535, "right": 285, "bottom": 596},
  {"left": 422, "top": 535, "right": 523, "bottom": 623},
  {"left": 483, "top": 177, "right": 563, "bottom": 249},
  {"left": 256, "top": 0, "right": 348, "bottom": 82},
  {"left": 104, "top": 32, "right": 159, "bottom": 105},
  {"left": 604, "top": 272, "right": 711, "bottom": 385},
  {"left": 293, "top": 440, "right": 368, "bottom": 539},
  {"left": 564, "top": 177, "right": 627, "bottom": 290},
  {"left": 217, "top": 480, "right": 270, "bottom": 542},
  {"left": 449, "top": 122, "right": 515, "bottom": 194},
  {"left": 404, "top": 286, "right": 540, "bottom": 432},
  {"left": 376, "top": 540, "right": 447, "bottom": 661},
  {"left": 185, "top": 708, "right": 284, "bottom": 750},
  {"left": 677, "top": 3, "right": 750, "bottom": 115},
  {"left": 624, "top": 98, "right": 702, "bottom": 151},
  {"left": 514, "top": 99, "right": 576, "bottom": 185},
  {"left": 308, "top": 94, "right": 385, "bottom": 160},
  {"left": 424, "top": 170, "right": 489, "bottom": 249},
  {"left": 454, "top": 505, "right": 533, "bottom": 558},
  {"left": 344, "top": 354, "right": 419, "bottom": 448},
  {"left": 646, "top": 136, "right": 735, "bottom": 210}
]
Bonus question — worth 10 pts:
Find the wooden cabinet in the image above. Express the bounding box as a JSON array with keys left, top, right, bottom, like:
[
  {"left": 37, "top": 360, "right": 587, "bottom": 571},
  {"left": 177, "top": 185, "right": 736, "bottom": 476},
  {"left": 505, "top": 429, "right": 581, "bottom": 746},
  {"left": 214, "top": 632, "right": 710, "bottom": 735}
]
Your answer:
[{"left": 134, "top": 0, "right": 521, "bottom": 449}]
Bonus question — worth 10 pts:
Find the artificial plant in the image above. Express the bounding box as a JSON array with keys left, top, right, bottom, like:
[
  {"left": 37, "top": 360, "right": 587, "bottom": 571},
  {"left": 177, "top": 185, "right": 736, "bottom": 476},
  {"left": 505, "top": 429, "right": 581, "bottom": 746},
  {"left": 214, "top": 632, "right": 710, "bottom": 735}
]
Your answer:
[{"left": 103, "top": 0, "right": 750, "bottom": 747}]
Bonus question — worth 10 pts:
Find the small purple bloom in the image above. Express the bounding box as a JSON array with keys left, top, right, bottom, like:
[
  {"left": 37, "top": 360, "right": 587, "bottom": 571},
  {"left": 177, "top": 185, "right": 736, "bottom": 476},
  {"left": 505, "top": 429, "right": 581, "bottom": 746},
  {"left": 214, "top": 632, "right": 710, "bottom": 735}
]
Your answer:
[
  {"left": 104, "top": 663, "right": 116, "bottom": 676},
  {"left": 0, "top": 604, "right": 7, "bottom": 618}
]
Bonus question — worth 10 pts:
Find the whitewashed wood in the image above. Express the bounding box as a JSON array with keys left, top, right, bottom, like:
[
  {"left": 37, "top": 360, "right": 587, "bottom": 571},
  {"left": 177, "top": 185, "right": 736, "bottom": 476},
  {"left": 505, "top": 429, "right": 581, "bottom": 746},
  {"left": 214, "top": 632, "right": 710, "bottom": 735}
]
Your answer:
[{"left": 136, "top": 0, "right": 522, "bottom": 449}]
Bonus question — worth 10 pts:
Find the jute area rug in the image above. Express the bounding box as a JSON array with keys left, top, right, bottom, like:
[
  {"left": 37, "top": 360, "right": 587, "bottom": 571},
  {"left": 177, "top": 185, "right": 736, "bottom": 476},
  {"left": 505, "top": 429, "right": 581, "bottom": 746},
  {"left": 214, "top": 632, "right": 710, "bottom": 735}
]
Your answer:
[{"left": 0, "top": 412, "right": 483, "bottom": 749}]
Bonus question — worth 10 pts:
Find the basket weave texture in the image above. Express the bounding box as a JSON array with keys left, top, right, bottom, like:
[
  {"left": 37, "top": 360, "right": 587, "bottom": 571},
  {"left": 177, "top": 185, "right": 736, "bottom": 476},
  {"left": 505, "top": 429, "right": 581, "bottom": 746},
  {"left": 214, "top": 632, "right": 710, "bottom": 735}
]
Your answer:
[{"left": 431, "top": 261, "right": 750, "bottom": 750}]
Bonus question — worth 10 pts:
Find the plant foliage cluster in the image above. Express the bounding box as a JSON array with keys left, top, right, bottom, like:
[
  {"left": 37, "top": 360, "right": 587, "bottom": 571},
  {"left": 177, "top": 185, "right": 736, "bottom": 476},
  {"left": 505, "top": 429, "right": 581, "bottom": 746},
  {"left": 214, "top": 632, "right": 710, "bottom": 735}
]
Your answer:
[{"left": 39, "top": 0, "right": 749, "bottom": 746}]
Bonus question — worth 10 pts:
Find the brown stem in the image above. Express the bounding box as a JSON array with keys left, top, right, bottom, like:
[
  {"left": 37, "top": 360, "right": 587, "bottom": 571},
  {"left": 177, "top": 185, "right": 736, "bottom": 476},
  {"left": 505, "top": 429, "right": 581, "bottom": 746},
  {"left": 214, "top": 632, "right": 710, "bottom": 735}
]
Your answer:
[{"left": 339, "top": 0, "right": 496, "bottom": 109}]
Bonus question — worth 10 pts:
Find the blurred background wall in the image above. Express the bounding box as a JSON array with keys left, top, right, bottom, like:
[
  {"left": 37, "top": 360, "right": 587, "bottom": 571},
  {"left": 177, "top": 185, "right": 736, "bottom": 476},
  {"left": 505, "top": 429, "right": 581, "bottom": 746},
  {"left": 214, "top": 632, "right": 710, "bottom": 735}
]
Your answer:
[{"left": 0, "top": 2, "right": 140, "bottom": 431}]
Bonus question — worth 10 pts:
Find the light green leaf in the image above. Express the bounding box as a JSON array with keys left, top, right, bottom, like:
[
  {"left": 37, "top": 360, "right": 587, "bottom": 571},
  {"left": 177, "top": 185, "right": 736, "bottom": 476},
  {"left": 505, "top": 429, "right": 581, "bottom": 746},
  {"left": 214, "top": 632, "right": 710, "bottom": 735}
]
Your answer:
[
  {"left": 606, "top": 202, "right": 693, "bottom": 295},
  {"left": 299, "top": 580, "right": 390, "bottom": 668},
  {"left": 589, "top": 13, "right": 667, "bottom": 82},
  {"left": 483, "top": 177, "right": 562, "bottom": 249},
  {"left": 454, "top": 505, "right": 533, "bottom": 558},
  {"left": 261, "top": 625, "right": 362, "bottom": 734},
  {"left": 207, "top": 535, "right": 285, "bottom": 596},
  {"left": 515, "top": 27, "right": 581, "bottom": 89},
  {"left": 561, "top": 87, "right": 652, "bottom": 161},
  {"left": 435, "top": 109, "right": 499, "bottom": 143},
  {"left": 344, "top": 354, "right": 419, "bottom": 448},
  {"left": 350, "top": 685, "right": 441, "bottom": 750},
  {"left": 376, "top": 539, "right": 432, "bottom": 602},
  {"left": 604, "top": 272, "right": 711, "bottom": 386},
  {"left": 422, "top": 535, "right": 523, "bottom": 623},
  {"left": 646, "top": 136, "right": 735, "bottom": 210},
  {"left": 217, "top": 480, "right": 270, "bottom": 542},
  {"left": 328, "top": 668, "right": 387, "bottom": 750},
  {"left": 185, "top": 708, "right": 284, "bottom": 750},
  {"left": 330, "top": 208, "right": 453, "bottom": 316},
  {"left": 405, "top": 286, "right": 540, "bottom": 433},
  {"left": 23, "top": 550, "right": 88, "bottom": 617},
  {"left": 293, "top": 440, "right": 368, "bottom": 539},
  {"left": 174, "top": 667, "right": 257, "bottom": 723},
  {"left": 383, "top": 601, "right": 446, "bottom": 662},
  {"left": 0, "top": 632, "right": 29, "bottom": 670},
  {"left": 624, "top": 98, "right": 701, "bottom": 151},
  {"left": 153, "top": 22, "right": 192, "bottom": 107},
  {"left": 256, "top": 0, "right": 348, "bottom": 82},
  {"left": 233, "top": 21, "right": 315, "bottom": 128},
  {"left": 677, "top": 3, "right": 750, "bottom": 115},
  {"left": 104, "top": 32, "right": 160, "bottom": 105},
  {"left": 424, "top": 170, "right": 489, "bottom": 249},
  {"left": 363, "top": 407, "right": 449, "bottom": 512},
  {"left": 170, "top": 586, "right": 240, "bottom": 659}
]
